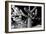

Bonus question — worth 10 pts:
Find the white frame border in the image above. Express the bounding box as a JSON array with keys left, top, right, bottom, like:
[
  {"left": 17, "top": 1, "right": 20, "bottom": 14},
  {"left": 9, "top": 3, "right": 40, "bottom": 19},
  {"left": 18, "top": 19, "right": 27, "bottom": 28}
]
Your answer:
[{"left": 8, "top": 2, "right": 44, "bottom": 32}]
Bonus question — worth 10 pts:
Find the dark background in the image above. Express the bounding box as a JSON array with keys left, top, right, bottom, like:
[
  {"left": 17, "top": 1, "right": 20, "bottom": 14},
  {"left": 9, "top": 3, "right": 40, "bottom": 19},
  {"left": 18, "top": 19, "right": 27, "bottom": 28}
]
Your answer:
[{"left": 11, "top": 5, "right": 41, "bottom": 27}]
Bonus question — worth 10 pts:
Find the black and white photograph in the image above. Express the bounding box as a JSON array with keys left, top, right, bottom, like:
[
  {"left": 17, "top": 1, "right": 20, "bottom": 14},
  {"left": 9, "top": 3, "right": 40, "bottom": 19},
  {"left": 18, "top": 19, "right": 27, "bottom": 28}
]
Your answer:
[
  {"left": 5, "top": 1, "right": 45, "bottom": 32},
  {"left": 11, "top": 5, "right": 41, "bottom": 29}
]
